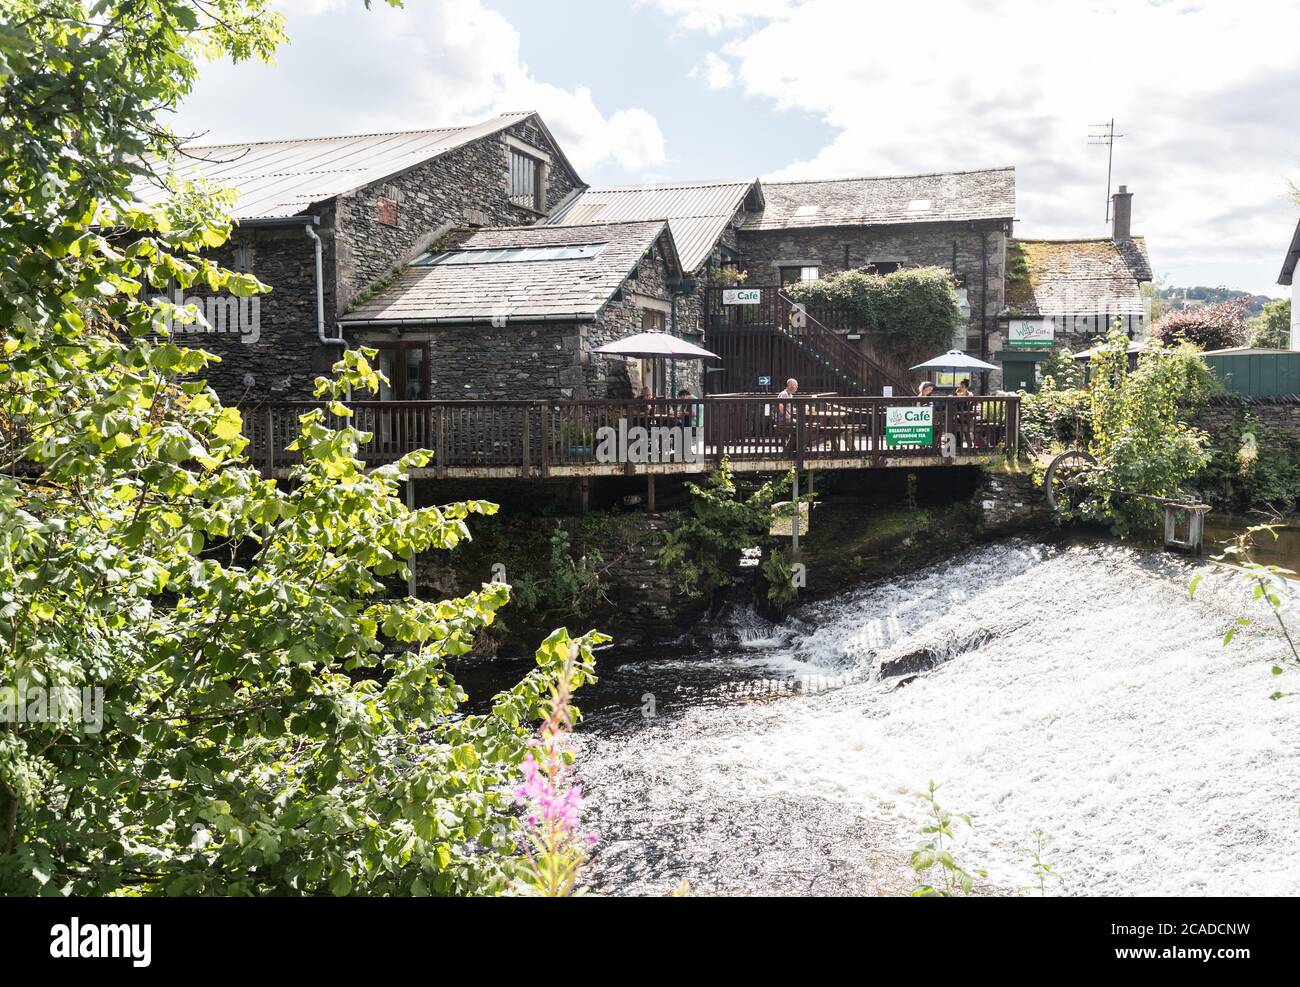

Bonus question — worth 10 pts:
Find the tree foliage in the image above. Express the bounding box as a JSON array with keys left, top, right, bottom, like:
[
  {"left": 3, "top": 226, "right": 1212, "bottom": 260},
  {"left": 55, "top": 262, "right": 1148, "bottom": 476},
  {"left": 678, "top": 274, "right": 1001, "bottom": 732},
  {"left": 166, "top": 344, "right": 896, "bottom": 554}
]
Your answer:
[
  {"left": 658, "top": 459, "right": 794, "bottom": 602},
  {"left": 1078, "top": 333, "right": 1216, "bottom": 535},
  {"left": 784, "top": 266, "right": 963, "bottom": 366},
  {"left": 1247, "top": 298, "right": 1291, "bottom": 349},
  {"left": 0, "top": 0, "right": 602, "bottom": 897},
  {"left": 1151, "top": 298, "right": 1248, "bottom": 351}
]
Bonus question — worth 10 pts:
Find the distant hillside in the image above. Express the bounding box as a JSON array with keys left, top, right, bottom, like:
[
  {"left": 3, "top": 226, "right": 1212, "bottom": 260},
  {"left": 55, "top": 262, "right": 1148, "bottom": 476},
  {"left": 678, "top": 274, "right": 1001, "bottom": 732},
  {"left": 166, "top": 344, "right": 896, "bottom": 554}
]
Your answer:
[{"left": 1157, "top": 286, "right": 1273, "bottom": 317}]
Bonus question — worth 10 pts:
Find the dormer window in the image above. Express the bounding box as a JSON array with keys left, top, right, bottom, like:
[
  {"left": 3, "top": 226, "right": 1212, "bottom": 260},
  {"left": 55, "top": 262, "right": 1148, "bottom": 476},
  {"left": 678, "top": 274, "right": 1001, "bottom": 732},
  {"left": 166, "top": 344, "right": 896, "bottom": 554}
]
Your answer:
[{"left": 509, "top": 146, "right": 545, "bottom": 212}]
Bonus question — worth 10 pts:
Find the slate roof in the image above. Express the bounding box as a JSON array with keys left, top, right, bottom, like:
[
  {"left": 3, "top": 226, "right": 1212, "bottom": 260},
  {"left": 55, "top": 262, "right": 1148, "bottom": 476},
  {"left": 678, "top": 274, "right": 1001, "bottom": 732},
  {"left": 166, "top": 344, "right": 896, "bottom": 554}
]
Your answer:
[
  {"left": 546, "top": 179, "right": 762, "bottom": 273},
  {"left": 341, "top": 221, "right": 678, "bottom": 324},
  {"left": 1004, "top": 237, "right": 1153, "bottom": 317},
  {"left": 741, "top": 167, "right": 1016, "bottom": 230},
  {"left": 131, "top": 112, "right": 576, "bottom": 221},
  {"left": 1280, "top": 218, "right": 1300, "bottom": 286}
]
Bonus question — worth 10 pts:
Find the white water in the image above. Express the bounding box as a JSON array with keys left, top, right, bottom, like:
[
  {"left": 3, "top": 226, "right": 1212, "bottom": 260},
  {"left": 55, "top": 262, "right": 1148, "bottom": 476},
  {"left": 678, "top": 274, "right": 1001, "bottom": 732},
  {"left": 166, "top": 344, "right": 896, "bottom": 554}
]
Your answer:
[{"left": 577, "top": 540, "right": 1300, "bottom": 896}]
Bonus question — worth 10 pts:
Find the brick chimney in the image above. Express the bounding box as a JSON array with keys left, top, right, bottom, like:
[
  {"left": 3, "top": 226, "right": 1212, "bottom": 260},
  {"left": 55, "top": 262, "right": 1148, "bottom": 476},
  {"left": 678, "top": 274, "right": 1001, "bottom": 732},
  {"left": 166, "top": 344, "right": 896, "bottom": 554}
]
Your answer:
[{"left": 1111, "top": 185, "right": 1133, "bottom": 242}]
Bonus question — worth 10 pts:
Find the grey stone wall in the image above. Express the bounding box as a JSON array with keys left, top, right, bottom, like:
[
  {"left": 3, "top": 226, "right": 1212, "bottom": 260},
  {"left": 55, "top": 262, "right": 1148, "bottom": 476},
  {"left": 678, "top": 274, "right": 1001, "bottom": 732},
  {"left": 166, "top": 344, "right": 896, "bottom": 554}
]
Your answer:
[
  {"left": 1190, "top": 396, "right": 1300, "bottom": 439},
  {"left": 736, "top": 221, "right": 1009, "bottom": 389},
  {"left": 975, "top": 468, "right": 1054, "bottom": 534},
  {"left": 157, "top": 216, "right": 339, "bottom": 405}
]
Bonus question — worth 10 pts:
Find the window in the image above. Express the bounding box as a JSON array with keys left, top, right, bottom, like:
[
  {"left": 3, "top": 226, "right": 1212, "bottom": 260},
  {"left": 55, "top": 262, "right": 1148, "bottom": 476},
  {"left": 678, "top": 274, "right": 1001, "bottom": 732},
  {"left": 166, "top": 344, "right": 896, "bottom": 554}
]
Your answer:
[
  {"left": 509, "top": 148, "right": 543, "bottom": 211},
  {"left": 641, "top": 309, "right": 666, "bottom": 332},
  {"left": 794, "top": 204, "right": 820, "bottom": 218},
  {"left": 868, "top": 261, "right": 901, "bottom": 275},
  {"left": 780, "top": 266, "right": 819, "bottom": 285},
  {"left": 417, "top": 243, "right": 605, "bottom": 266},
  {"left": 372, "top": 341, "right": 430, "bottom": 401}
]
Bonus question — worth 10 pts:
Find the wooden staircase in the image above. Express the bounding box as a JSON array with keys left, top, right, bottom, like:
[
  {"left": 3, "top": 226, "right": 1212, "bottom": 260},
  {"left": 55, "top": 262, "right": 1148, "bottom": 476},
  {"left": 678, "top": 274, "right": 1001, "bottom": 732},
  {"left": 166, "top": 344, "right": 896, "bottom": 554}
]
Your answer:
[{"left": 702, "top": 286, "right": 910, "bottom": 395}]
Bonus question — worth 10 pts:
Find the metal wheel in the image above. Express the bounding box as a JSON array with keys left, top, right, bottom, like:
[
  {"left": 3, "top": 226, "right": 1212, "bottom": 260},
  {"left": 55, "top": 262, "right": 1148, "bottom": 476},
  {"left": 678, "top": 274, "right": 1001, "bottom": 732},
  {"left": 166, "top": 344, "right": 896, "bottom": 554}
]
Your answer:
[{"left": 1044, "top": 449, "right": 1097, "bottom": 511}]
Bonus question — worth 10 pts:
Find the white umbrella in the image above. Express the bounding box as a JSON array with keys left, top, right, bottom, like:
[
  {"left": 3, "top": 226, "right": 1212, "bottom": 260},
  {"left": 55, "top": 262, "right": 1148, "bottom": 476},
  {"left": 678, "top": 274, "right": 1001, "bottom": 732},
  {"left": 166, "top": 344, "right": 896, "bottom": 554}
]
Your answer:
[
  {"left": 591, "top": 332, "right": 718, "bottom": 359},
  {"left": 911, "top": 349, "right": 999, "bottom": 372}
]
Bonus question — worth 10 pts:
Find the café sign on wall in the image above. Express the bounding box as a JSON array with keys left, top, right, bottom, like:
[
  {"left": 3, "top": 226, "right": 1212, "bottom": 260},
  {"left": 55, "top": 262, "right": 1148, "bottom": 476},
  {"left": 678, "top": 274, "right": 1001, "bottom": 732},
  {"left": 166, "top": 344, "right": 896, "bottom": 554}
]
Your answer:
[{"left": 1007, "top": 318, "right": 1055, "bottom": 350}]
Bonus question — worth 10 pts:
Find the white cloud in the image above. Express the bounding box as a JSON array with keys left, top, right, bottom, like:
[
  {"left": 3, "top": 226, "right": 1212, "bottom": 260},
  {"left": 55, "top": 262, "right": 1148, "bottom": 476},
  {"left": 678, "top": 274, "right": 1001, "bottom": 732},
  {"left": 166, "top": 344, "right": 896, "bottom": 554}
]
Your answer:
[
  {"left": 638, "top": 0, "right": 796, "bottom": 35},
  {"left": 693, "top": 52, "right": 735, "bottom": 89},
  {"left": 660, "top": 0, "right": 1300, "bottom": 293},
  {"left": 176, "top": 0, "right": 665, "bottom": 176}
]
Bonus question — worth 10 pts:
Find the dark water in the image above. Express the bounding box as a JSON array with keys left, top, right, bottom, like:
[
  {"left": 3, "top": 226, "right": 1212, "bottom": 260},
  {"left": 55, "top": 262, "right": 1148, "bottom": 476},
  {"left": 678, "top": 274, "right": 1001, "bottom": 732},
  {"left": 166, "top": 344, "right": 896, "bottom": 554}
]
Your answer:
[{"left": 454, "top": 529, "right": 1300, "bottom": 897}]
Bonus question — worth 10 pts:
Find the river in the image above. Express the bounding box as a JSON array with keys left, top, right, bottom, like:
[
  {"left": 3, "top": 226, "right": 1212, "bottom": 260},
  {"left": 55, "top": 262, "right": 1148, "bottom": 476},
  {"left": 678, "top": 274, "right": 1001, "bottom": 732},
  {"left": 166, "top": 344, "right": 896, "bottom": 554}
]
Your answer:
[{"left": 519, "top": 533, "right": 1299, "bottom": 897}]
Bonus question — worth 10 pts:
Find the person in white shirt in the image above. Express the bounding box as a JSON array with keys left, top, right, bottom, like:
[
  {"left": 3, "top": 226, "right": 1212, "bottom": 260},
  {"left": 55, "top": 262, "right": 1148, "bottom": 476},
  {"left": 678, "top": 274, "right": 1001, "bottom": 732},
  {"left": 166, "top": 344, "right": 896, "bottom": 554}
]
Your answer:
[{"left": 775, "top": 378, "right": 798, "bottom": 422}]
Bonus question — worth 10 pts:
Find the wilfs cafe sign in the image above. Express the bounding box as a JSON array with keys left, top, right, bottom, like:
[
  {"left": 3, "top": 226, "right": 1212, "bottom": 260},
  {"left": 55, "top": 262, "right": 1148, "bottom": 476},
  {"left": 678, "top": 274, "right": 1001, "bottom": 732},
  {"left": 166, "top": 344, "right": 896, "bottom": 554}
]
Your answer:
[
  {"left": 885, "top": 405, "right": 933, "bottom": 447},
  {"left": 1007, "top": 318, "right": 1054, "bottom": 350}
]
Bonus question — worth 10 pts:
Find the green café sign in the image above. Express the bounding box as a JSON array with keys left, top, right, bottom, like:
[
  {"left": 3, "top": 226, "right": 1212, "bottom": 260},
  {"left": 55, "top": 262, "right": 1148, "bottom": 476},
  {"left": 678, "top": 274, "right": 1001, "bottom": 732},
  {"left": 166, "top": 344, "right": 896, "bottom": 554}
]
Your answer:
[
  {"left": 722, "top": 288, "right": 761, "bottom": 305},
  {"left": 1008, "top": 318, "right": 1054, "bottom": 350},
  {"left": 885, "top": 404, "right": 933, "bottom": 447}
]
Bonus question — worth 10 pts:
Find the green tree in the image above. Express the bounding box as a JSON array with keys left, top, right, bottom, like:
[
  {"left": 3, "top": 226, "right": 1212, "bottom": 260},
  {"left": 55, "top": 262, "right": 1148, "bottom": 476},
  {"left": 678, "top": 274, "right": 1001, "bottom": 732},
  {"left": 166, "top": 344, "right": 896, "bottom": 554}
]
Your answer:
[
  {"left": 1079, "top": 333, "right": 1215, "bottom": 535},
  {"left": 0, "top": 0, "right": 602, "bottom": 896},
  {"left": 1247, "top": 298, "right": 1291, "bottom": 348}
]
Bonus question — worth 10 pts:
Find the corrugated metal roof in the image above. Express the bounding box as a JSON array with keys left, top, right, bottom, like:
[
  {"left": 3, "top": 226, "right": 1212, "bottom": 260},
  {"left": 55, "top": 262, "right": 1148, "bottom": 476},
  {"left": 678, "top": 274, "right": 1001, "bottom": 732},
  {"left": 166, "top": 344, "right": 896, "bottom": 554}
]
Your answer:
[
  {"left": 132, "top": 112, "right": 542, "bottom": 220},
  {"left": 742, "top": 167, "right": 1016, "bottom": 230},
  {"left": 1005, "top": 237, "right": 1152, "bottom": 317},
  {"left": 340, "top": 221, "right": 676, "bottom": 324},
  {"left": 546, "top": 179, "right": 760, "bottom": 272}
]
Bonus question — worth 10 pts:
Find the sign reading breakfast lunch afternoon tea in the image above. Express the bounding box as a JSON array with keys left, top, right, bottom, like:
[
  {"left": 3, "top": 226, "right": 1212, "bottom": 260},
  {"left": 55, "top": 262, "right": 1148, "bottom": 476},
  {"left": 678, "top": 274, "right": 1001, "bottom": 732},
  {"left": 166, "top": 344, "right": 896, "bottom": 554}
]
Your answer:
[{"left": 885, "top": 405, "right": 933, "bottom": 447}]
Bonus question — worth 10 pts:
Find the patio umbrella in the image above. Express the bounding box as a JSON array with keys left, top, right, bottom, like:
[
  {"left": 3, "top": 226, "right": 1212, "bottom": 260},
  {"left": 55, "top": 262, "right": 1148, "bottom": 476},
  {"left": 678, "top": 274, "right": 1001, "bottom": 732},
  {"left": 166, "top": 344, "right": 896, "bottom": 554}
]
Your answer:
[
  {"left": 910, "top": 349, "right": 1000, "bottom": 372},
  {"left": 591, "top": 331, "right": 719, "bottom": 396},
  {"left": 591, "top": 332, "right": 719, "bottom": 360}
]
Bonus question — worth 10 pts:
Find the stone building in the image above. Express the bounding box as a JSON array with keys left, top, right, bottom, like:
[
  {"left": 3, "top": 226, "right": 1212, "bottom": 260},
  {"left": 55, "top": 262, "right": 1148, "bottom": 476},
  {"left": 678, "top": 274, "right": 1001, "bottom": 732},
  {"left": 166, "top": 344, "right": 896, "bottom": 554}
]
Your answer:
[
  {"left": 132, "top": 111, "right": 584, "bottom": 403},
  {"left": 736, "top": 169, "right": 1017, "bottom": 377},
  {"left": 544, "top": 179, "right": 765, "bottom": 395},
  {"left": 1000, "top": 186, "right": 1153, "bottom": 391},
  {"left": 339, "top": 221, "right": 688, "bottom": 400},
  {"left": 552, "top": 168, "right": 1016, "bottom": 391}
]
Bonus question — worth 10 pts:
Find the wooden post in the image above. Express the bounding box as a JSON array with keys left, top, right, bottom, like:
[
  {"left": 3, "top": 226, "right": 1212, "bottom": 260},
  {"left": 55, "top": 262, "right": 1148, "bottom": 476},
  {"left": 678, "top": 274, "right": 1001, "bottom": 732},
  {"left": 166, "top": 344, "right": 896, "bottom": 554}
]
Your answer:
[
  {"left": 520, "top": 405, "right": 531, "bottom": 477},
  {"left": 647, "top": 474, "right": 656, "bottom": 513},
  {"left": 434, "top": 407, "right": 447, "bottom": 479},
  {"left": 263, "top": 406, "right": 274, "bottom": 475},
  {"left": 579, "top": 477, "right": 589, "bottom": 513},
  {"left": 791, "top": 468, "right": 800, "bottom": 556}
]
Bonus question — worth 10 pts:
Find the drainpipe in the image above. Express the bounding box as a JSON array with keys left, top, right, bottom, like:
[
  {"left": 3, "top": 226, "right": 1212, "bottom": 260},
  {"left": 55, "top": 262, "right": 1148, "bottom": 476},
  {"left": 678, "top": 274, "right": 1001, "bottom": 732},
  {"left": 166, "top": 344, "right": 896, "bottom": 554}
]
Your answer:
[
  {"left": 305, "top": 223, "right": 350, "bottom": 399},
  {"left": 305, "top": 224, "right": 344, "bottom": 350}
]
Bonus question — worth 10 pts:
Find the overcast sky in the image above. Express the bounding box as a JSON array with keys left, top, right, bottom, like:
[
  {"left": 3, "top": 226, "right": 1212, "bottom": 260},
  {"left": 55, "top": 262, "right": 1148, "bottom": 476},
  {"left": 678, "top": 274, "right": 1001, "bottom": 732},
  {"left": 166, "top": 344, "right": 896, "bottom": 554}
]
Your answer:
[{"left": 171, "top": 0, "right": 1300, "bottom": 295}]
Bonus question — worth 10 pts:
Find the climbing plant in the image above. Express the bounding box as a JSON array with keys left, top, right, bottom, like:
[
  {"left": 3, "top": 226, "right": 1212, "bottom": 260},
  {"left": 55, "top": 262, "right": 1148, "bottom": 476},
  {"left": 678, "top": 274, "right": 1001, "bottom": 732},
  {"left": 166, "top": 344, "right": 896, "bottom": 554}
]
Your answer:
[{"left": 784, "top": 267, "right": 962, "bottom": 367}]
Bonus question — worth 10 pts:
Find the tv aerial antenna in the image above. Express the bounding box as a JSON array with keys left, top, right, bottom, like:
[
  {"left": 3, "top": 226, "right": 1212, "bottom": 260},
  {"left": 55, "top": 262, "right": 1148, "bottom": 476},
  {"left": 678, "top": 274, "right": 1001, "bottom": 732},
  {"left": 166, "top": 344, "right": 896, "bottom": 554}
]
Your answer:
[{"left": 1088, "top": 118, "right": 1125, "bottom": 223}]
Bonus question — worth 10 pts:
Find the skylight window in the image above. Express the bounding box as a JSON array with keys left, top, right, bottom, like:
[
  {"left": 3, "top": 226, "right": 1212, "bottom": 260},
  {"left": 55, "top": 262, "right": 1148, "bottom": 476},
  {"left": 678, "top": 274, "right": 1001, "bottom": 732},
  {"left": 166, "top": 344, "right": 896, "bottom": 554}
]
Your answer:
[
  {"left": 794, "top": 205, "right": 819, "bottom": 217},
  {"left": 417, "top": 243, "right": 606, "bottom": 266},
  {"left": 906, "top": 199, "right": 933, "bottom": 213}
]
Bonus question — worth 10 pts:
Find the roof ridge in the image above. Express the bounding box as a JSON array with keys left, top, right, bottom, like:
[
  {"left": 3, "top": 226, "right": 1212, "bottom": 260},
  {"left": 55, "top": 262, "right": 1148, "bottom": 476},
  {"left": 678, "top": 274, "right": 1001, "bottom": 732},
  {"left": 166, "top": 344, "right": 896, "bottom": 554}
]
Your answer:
[
  {"left": 1014, "top": 235, "right": 1146, "bottom": 244},
  {"left": 575, "top": 178, "right": 759, "bottom": 192},
  {"left": 179, "top": 111, "right": 534, "bottom": 152},
  {"left": 761, "top": 166, "right": 1015, "bottom": 186}
]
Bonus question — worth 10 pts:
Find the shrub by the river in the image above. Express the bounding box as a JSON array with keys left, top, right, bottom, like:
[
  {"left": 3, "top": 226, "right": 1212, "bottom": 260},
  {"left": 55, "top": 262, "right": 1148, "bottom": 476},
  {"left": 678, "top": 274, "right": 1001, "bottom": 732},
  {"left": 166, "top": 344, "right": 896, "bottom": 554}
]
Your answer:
[
  {"left": 1193, "top": 415, "right": 1300, "bottom": 513},
  {"left": 659, "top": 459, "right": 797, "bottom": 606},
  {"left": 1079, "top": 333, "right": 1216, "bottom": 535}
]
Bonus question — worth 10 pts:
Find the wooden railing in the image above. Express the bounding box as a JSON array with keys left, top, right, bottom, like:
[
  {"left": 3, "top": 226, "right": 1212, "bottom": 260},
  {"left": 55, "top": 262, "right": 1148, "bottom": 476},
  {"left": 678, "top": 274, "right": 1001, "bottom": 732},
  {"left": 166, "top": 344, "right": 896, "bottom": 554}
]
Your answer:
[
  {"left": 245, "top": 396, "right": 1019, "bottom": 475},
  {"left": 701, "top": 286, "right": 909, "bottom": 395}
]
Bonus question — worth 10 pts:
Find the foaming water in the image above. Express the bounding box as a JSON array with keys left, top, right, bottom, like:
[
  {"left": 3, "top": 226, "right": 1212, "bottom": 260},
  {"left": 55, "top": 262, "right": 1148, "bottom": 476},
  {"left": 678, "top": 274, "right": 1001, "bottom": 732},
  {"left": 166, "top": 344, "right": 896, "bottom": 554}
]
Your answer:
[{"left": 575, "top": 538, "right": 1300, "bottom": 896}]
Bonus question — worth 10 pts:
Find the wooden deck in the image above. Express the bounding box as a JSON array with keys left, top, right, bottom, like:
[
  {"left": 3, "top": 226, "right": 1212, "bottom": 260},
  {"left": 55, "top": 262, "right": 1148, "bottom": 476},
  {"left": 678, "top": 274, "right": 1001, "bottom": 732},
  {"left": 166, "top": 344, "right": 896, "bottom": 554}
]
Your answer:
[{"left": 246, "top": 395, "right": 1019, "bottom": 479}]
